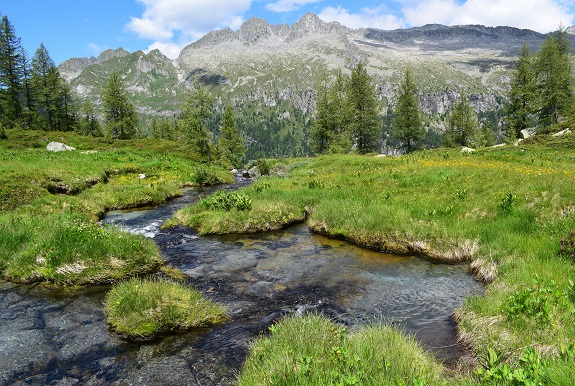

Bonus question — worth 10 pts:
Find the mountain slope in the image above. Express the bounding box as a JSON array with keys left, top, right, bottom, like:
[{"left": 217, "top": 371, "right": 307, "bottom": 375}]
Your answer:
[{"left": 58, "top": 13, "right": 575, "bottom": 155}]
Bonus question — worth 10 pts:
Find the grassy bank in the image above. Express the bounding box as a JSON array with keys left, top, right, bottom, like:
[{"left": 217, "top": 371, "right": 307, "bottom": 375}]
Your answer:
[
  {"left": 238, "top": 313, "right": 444, "bottom": 386},
  {"left": 169, "top": 139, "right": 575, "bottom": 383},
  {"left": 104, "top": 278, "right": 227, "bottom": 341},
  {"left": 0, "top": 129, "right": 233, "bottom": 284}
]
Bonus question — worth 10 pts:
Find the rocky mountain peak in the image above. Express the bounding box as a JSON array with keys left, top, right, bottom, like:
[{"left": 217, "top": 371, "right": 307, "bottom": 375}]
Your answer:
[
  {"left": 238, "top": 17, "right": 273, "bottom": 44},
  {"left": 192, "top": 27, "right": 236, "bottom": 48},
  {"left": 97, "top": 48, "right": 130, "bottom": 62}
]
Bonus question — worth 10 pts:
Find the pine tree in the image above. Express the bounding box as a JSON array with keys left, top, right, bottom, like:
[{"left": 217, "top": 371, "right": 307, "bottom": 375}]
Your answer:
[
  {"left": 0, "top": 16, "right": 25, "bottom": 126},
  {"left": 102, "top": 71, "right": 138, "bottom": 139},
  {"left": 535, "top": 28, "right": 574, "bottom": 126},
  {"left": 506, "top": 44, "right": 537, "bottom": 138},
  {"left": 178, "top": 82, "right": 215, "bottom": 161},
  {"left": 217, "top": 104, "right": 246, "bottom": 168},
  {"left": 347, "top": 62, "right": 381, "bottom": 154},
  {"left": 444, "top": 92, "right": 479, "bottom": 147},
  {"left": 392, "top": 68, "right": 424, "bottom": 153}
]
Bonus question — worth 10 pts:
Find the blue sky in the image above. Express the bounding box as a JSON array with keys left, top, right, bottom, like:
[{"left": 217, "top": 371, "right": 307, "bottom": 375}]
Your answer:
[{"left": 2, "top": 0, "right": 574, "bottom": 64}]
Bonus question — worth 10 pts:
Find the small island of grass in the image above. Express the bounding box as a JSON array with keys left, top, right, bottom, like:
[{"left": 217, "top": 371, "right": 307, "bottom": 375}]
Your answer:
[{"left": 104, "top": 278, "right": 227, "bottom": 341}]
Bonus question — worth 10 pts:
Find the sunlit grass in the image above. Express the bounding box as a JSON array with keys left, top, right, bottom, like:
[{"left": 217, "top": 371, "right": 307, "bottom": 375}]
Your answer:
[
  {"left": 0, "top": 129, "right": 233, "bottom": 284},
  {"left": 104, "top": 278, "right": 227, "bottom": 341},
  {"left": 238, "top": 313, "right": 444, "bottom": 386},
  {"left": 172, "top": 142, "right": 575, "bottom": 379}
]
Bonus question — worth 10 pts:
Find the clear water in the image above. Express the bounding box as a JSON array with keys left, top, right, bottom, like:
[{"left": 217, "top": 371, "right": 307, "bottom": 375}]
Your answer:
[{"left": 0, "top": 180, "right": 482, "bottom": 385}]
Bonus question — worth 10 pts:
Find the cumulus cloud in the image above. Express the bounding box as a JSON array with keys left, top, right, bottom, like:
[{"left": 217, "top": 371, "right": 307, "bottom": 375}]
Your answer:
[
  {"left": 266, "top": 0, "right": 322, "bottom": 13},
  {"left": 126, "top": 0, "right": 252, "bottom": 58},
  {"left": 318, "top": 5, "right": 404, "bottom": 30},
  {"left": 402, "top": 0, "right": 575, "bottom": 33}
]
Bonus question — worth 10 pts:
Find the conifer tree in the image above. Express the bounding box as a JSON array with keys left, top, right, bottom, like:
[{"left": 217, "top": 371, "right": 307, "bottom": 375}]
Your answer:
[
  {"left": 78, "top": 99, "right": 101, "bottom": 136},
  {"left": 0, "top": 16, "right": 25, "bottom": 126},
  {"left": 535, "top": 28, "right": 574, "bottom": 126},
  {"left": 444, "top": 92, "right": 479, "bottom": 147},
  {"left": 347, "top": 62, "right": 380, "bottom": 153},
  {"left": 506, "top": 44, "right": 537, "bottom": 138},
  {"left": 392, "top": 68, "right": 424, "bottom": 153},
  {"left": 310, "top": 70, "right": 351, "bottom": 154},
  {"left": 178, "top": 82, "right": 214, "bottom": 161},
  {"left": 217, "top": 104, "right": 246, "bottom": 168},
  {"left": 31, "top": 43, "right": 60, "bottom": 130},
  {"left": 102, "top": 71, "right": 138, "bottom": 139}
]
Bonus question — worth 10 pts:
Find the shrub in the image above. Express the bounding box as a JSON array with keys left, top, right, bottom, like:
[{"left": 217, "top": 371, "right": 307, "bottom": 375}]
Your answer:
[
  {"left": 201, "top": 190, "right": 252, "bottom": 211},
  {"left": 104, "top": 278, "right": 227, "bottom": 340},
  {"left": 192, "top": 164, "right": 224, "bottom": 185},
  {"left": 0, "top": 122, "right": 7, "bottom": 140}
]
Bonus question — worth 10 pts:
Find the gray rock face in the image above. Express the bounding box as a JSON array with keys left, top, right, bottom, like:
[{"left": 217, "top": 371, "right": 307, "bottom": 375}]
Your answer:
[{"left": 46, "top": 142, "right": 76, "bottom": 152}]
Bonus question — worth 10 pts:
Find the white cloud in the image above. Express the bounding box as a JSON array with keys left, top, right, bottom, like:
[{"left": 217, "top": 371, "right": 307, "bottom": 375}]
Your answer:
[
  {"left": 146, "top": 41, "right": 187, "bottom": 59},
  {"left": 87, "top": 42, "right": 106, "bottom": 57},
  {"left": 126, "top": 0, "right": 253, "bottom": 58},
  {"left": 265, "top": 0, "right": 322, "bottom": 13},
  {"left": 402, "top": 0, "right": 575, "bottom": 33},
  {"left": 318, "top": 5, "right": 404, "bottom": 30}
]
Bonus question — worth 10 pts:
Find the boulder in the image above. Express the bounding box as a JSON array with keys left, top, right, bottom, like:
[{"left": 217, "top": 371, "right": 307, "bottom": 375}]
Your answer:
[
  {"left": 47, "top": 142, "right": 76, "bottom": 152},
  {"left": 520, "top": 127, "right": 537, "bottom": 139},
  {"left": 461, "top": 147, "right": 475, "bottom": 153}
]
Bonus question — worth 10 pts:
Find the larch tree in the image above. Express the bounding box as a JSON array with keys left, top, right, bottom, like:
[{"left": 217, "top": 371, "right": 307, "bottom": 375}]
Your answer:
[
  {"left": 506, "top": 44, "right": 537, "bottom": 139},
  {"left": 178, "top": 82, "right": 215, "bottom": 161},
  {"left": 78, "top": 99, "right": 101, "bottom": 137},
  {"left": 30, "top": 43, "right": 60, "bottom": 131},
  {"left": 0, "top": 16, "right": 25, "bottom": 126},
  {"left": 535, "top": 28, "right": 574, "bottom": 126},
  {"left": 392, "top": 68, "right": 424, "bottom": 153},
  {"left": 102, "top": 71, "right": 138, "bottom": 139},
  {"left": 444, "top": 92, "right": 479, "bottom": 147},
  {"left": 347, "top": 62, "right": 381, "bottom": 154},
  {"left": 310, "top": 70, "right": 351, "bottom": 154},
  {"left": 217, "top": 104, "right": 246, "bottom": 168}
]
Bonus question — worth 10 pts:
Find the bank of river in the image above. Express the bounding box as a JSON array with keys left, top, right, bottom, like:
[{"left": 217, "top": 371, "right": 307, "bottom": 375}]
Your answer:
[{"left": 0, "top": 180, "right": 482, "bottom": 385}]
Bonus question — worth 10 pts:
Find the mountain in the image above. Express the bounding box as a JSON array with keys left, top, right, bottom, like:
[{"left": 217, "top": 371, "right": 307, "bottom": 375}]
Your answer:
[{"left": 58, "top": 13, "right": 575, "bottom": 156}]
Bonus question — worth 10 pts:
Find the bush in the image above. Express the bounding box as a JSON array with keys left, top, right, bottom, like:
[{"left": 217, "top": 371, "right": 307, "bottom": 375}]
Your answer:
[
  {"left": 104, "top": 278, "right": 227, "bottom": 340},
  {"left": 201, "top": 190, "right": 252, "bottom": 211},
  {"left": 192, "top": 164, "right": 224, "bottom": 185},
  {"left": 0, "top": 122, "right": 7, "bottom": 140}
]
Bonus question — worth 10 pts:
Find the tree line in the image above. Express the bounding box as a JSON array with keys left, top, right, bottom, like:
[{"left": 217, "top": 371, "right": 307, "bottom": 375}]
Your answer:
[
  {"left": 2, "top": 11, "right": 573, "bottom": 159},
  {"left": 311, "top": 27, "right": 574, "bottom": 155}
]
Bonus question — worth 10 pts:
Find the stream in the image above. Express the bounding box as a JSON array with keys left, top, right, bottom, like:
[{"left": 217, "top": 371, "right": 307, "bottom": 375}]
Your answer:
[{"left": 0, "top": 177, "right": 483, "bottom": 385}]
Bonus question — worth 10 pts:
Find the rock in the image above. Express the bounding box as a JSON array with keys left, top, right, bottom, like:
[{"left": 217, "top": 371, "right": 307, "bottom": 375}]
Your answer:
[
  {"left": 138, "top": 173, "right": 146, "bottom": 179},
  {"left": 520, "top": 127, "right": 537, "bottom": 139},
  {"left": 46, "top": 142, "right": 76, "bottom": 152},
  {"left": 491, "top": 143, "right": 506, "bottom": 148},
  {"left": 552, "top": 128, "right": 572, "bottom": 137},
  {"left": 461, "top": 147, "right": 475, "bottom": 153},
  {"left": 231, "top": 169, "right": 238, "bottom": 175},
  {"left": 242, "top": 170, "right": 251, "bottom": 178},
  {"left": 375, "top": 154, "right": 386, "bottom": 158}
]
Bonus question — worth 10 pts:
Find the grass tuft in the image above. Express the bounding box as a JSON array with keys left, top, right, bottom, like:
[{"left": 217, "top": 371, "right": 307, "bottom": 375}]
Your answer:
[
  {"left": 104, "top": 278, "right": 227, "bottom": 341},
  {"left": 238, "top": 313, "right": 443, "bottom": 386}
]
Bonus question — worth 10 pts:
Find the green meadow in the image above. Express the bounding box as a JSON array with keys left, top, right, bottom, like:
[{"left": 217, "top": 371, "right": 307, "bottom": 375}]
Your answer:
[
  {"left": 0, "top": 129, "right": 233, "bottom": 284},
  {"left": 170, "top": 135, "right": 575, "bottom": 384}
]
